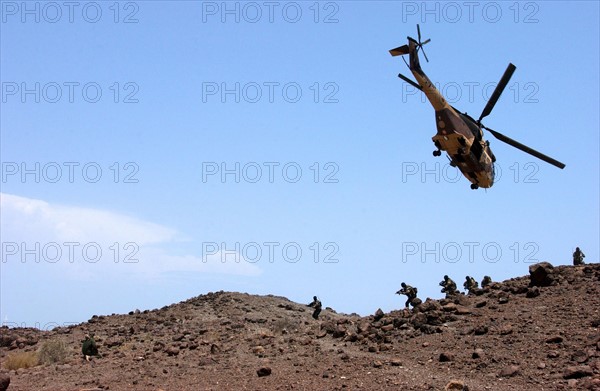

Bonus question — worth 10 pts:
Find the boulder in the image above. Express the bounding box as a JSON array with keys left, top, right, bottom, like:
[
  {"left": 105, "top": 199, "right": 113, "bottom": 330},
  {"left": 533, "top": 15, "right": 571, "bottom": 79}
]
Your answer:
[
  {"left": 257, "top": 367, "right": 272, "bottom": 377},
  {"left": 445, "top": 380, "right": 469, "bottom": 391},
  {"left": 499, "top": 365, "right": 520, "bottom": 377},
  {"left": 0, "top": 374, "right": 9, "bottom": 391},
  {"left": 563, "top": 365, "right": 593, "bottom": 379},
  {"left": 529, "top": 262, "right": 555, "bottom": 287}
]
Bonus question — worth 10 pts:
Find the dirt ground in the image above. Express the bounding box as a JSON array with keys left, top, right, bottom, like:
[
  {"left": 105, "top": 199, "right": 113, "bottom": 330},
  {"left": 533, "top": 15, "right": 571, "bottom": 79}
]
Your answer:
[{"left": 1, "top": 262, "right": 599, "bottom": 391}]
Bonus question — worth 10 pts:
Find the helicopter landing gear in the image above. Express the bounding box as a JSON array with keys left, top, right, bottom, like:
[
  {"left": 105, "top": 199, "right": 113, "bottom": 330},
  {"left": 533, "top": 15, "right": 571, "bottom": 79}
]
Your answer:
[
  {"left": 470, "top": 183, "right": 479, "bottom": 190},
  {"left": 433, "top": 150, "right": 442, "bottom": 157}
]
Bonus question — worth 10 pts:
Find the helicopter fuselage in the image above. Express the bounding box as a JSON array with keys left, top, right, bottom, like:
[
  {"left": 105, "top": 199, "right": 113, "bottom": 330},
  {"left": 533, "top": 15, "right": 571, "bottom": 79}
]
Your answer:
[{"left": 406, "top": 38, "right": 495, "bottom": 188}]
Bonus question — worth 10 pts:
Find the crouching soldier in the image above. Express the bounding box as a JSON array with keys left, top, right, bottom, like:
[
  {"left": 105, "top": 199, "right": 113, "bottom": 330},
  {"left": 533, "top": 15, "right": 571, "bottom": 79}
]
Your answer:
[
  {"left": 82, "top": 334, "right": 98, "bottom": 361},
  {"left": 573, "top": 247, "right": 585, "bottom": 265},
  {"left": 463, "top": 276, "right": 479, "bottom": 294},
  {"left": 440, "top": 275, "right": 458, "bottom": 298},
  {"left": 481, "top": 275, "right": 492, "bottom": 288}
]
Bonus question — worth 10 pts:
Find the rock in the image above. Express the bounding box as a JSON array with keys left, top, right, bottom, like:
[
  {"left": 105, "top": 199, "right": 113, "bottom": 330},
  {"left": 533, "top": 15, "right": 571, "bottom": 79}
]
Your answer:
[
  {"left": 0, "top": 374, "right": 9, "bottom": 391},
  {"left": 563, "top": 365, "right": 593, "bottom": 379},
  {"left": 372, "top": 360, "right": 383, "bottom": 368},
  {"left": 445, "top": 380, "right": 468, "bottom": 391},
  {"left": 475, "top": 300, "right": 487, "bottom": 308},
  {"left": 172, "top": 334, "right": 185, "bottom": 342},
  {"left": 210, "top": 343, "right": 221, "bottom": 354},
  {"left": 567, "top": 379, "right": 578, "bottom": 388},
  {"left": 455, "top": 306, "right": 472, "bottom": 315},
  {"left": 419, "top": 299, "right": 443, "bottom": 313},
  {"left": 257, "top": 367, "right": 272, "bottom": 377},
  {"left": 420, "top": 324, "right": 441, "bottom": 334},
  {"left": 572, "top": 350, "right": 589, "bottom": 364},
  {"left": 153, "top": 342, "right": 165, "bottom": 352},
  {"left": 165, "top": 346, "right": 179, "bottom": 356},
  {"left": 442, "top": 303, "right": 457, "bottom": 312},
  {"left": 321, "top": 321, "right": 337, "bottom": 334},
  {"left": 104, "top": 337, "right": 124, "bottom": 348},
  {"left": 546, "top": 335, "right": 564, "bottom": 344},
  {"left": 499, "top": 365, "right": 520, "bottom": 377},
  {"left": 499, "top": 324, "right": 514, "bottom": 335},
  {"left": 343, "top": 332, "right": 358, "bottom": 342},
  {"left": 332, "top": 325, "right": 346, "bottom": 338},
  {"left": 529, "top": 262, "right": 555, "bottom": 287},
  {"left": 410, "top": 313, "right": 427, "bottom": 329},
  {"left": 252, "top": 346, "right": 265, "bottom": 355},
  {"left": 439, "top": 352, "right": 454, "bottom": 362},
  {"left": 390, "top": 359, "right": 402, "bottom": 366},
  {"left": 381, "top": 324, "right": 394, "bottom": 332},
  {"left": 373, "top": 308, "right": 385, "bottom": 321},
  {"left": 473, "top": 325, "right": 488, "bottom": 335},
  {"left": 356, "top": 321, "right": 371, "bottom": 334},
  {"left": 426, "top": 311, "right": 444, "bottom": 326},
  {"left": 472, "top": 348, "right": 484, "bottom": 359},
  {"left": 526, "top": 287, "right": 540, "bottom": 298}
]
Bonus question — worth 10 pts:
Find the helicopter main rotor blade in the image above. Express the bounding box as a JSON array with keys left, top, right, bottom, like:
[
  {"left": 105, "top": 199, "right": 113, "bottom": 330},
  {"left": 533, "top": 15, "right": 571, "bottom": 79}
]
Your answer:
[
  {"left": 485, "top": 126, "right": 566, "bottom": 169},
  {"left": 479, "top": 63, "right": 516, "bottom": 122}
]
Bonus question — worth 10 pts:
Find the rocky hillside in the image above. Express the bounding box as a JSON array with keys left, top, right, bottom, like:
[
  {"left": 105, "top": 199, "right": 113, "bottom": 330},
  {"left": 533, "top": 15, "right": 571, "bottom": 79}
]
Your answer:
[{"left": 1, "top": 262, "right": 599, "bottom": 391}]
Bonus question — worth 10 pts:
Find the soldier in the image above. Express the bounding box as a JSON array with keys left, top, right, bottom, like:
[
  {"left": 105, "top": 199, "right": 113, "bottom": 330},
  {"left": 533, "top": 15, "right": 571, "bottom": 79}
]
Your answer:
[
  {"left": 439, "top": 275, "right": 458, "bottom": 298},
  {"left": 307, "top": 296, "right": 322, "bottom": 320},
  {"left": 396, "top": 282, "right": 419, "bottom": 308},
  {"left": 573, "top": 247, "right": 585, "bottom": 265},
  {"left": 463, "top": 276, "right": 478, "bottom": 294},
  {"left": 81, "top": 334, "right": 98, "bottom": 361},
  {"left": 481, "top": 275, "right": 492, "bottom": 288}
]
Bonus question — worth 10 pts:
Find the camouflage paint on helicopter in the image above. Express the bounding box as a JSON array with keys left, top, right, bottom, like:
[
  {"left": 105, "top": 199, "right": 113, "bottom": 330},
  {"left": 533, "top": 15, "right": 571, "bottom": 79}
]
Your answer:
[{"left": 390, "top": 26, "right": 564, "bottom": 190}]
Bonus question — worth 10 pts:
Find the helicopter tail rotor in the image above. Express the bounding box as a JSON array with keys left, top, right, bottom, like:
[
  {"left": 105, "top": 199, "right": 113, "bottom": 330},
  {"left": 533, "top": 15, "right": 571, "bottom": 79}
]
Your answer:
[
  {"left": 389, "top": 25, "right": 431, "bottom": 62},
  {"left": 416, "top": 24, "right": 431, "bottom": 62}
]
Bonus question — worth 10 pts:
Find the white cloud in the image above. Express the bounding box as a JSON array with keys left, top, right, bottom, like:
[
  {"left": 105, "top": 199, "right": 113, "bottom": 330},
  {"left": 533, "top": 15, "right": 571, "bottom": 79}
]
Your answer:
[{"left": 0, "top": 193, "right": 262, "bottom": 278}]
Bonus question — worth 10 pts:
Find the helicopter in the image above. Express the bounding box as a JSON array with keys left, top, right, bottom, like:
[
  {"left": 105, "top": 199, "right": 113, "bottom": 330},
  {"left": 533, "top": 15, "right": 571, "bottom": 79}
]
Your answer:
[{"left": 389, "top": 25, "right": 565, "bottom": 190}]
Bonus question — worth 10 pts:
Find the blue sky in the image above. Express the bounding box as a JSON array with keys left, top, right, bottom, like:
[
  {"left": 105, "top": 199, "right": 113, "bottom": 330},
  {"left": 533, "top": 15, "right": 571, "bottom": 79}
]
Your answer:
[{"left": 1, "top": 1, "right": 598, "bottom": 329}]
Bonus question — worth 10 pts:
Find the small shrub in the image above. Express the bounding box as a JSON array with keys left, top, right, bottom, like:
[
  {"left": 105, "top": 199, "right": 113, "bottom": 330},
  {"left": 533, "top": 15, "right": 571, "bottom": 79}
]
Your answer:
[
  {"left": 38, "top": 339, "right": 69, "bottom": 365},
  {"left": 3, "top": 351, "right": 39, "bottom": 370}
]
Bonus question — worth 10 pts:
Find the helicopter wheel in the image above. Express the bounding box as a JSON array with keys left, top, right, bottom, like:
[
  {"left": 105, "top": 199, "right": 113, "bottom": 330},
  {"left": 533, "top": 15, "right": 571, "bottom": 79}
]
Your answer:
[
  {"left": 433, "top": 150, "right": 442, "bottom": 157},
  {"left": 470, "top": 184, "right": 479, "bottom": 190}
]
